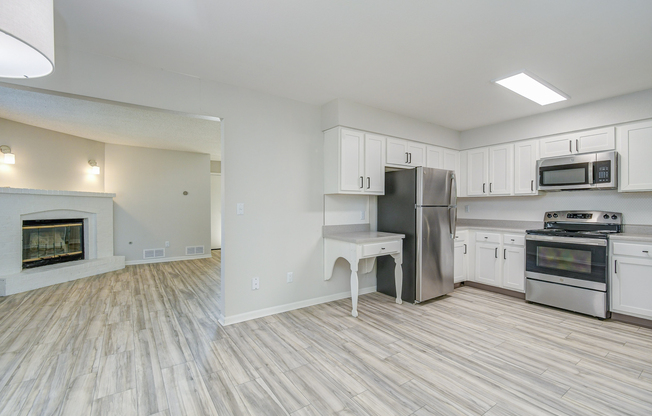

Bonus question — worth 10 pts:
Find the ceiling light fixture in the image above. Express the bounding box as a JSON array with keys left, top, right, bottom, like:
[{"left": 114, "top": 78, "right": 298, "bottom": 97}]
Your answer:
[
  {"left": 493, "top": 72, "right": 568, "bottom": 106},
  {"left": 88, "top": 160, "right": 100, "bottom": 175},
  {"left": 0, "top": 0, "right": 55, "bottom": 78},
  {"left": 1, "top": 145, "right": 15, "bottom": 164}
]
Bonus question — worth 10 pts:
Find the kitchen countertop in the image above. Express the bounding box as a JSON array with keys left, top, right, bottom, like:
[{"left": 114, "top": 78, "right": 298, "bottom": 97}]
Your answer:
[
  {"left": 324, "top": 231, "right": 405, "bottom": 244},
  {"left": 609, "top": 233, "right": 652, "bottom": 243},
  {"left": 457, "top": 226, "right": 529, "bottom": 233}
]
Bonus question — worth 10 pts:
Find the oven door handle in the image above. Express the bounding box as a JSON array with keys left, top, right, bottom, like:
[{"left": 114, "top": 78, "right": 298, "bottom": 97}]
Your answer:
[{"left": 525, "top": 234, "right": 607, "bottom": 246}]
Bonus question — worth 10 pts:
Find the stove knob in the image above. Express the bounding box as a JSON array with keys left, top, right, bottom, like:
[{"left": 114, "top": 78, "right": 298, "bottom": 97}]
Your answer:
[
  {"left": 546, "top": 213, "right": 552, "bottom": 218},
  {"left": 611, "top": 215, "right": 618, "bottom": 220},
  {"left": 603, "top": 214, "right": 610, "bottom": 219},
  {"left": 553, "top": 213, "right": 558, "bottom": 218}
]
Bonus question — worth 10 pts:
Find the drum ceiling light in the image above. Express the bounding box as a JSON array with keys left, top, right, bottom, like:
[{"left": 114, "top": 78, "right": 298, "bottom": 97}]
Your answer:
[{"left": 0, "top": 0, "right": 55, "bottom": 78}]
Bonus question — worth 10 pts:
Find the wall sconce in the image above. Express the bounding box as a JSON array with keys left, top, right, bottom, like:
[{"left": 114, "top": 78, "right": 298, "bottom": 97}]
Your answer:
[
  {"left": 0, "top": 0, "right": 55, "bottom": 78},
  {"left": 0, "top": 145, "right": 15, "bottom": 164},
  {"left": 88, "top": 159, "right": 100, "bottom": 175}
]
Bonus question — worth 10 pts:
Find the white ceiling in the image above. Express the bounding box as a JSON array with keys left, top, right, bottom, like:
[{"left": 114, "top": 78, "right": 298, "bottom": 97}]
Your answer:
[
  {"left": 47, "top": 0, "right": 652, "bottom": 131},
  {"left": 0, "top": 84, "right": 221, "bottom": 160}
]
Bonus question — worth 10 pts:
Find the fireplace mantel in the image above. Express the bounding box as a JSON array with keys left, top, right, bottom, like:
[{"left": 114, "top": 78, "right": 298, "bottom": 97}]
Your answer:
[{"left": 0, "top": 188, "right": 125, "bottom": 296}]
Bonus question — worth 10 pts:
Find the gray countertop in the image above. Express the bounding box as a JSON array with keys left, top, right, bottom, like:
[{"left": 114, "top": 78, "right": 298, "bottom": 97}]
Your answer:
[
  {"left": 324, "top": 231, "right": 405, "bottom": 244},
  {"left": 609, "top": 233, "right": 652, "bottom": 243}
]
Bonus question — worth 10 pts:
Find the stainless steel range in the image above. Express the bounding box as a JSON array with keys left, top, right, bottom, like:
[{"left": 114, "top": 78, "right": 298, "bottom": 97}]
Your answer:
[{"left": 525, "top": 210, "right": 622, "bottom": 319}]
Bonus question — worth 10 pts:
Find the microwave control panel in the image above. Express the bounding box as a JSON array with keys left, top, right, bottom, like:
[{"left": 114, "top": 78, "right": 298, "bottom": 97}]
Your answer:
[{"left": 594, "top": 161, "right": 611, "bottom": 183}]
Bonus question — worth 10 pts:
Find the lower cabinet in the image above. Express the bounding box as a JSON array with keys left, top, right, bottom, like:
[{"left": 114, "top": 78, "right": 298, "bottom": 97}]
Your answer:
[
  {"left": 610, "top": 240, "right": 652, "bottom": 319},
  {"left": 454, "top": 231, "right": 468, "bottom": 283},
  {"left": 463, "top": 230, "right": 525, "bottom": 293},
  {"left": 474, "top": 232, "right": 501, "bottom": 286},
  {"left": 503, "top": 245, "right": 525, "bottom": 292}
]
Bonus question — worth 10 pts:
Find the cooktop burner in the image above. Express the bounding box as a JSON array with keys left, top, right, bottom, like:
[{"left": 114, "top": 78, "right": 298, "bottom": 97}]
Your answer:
[
  {"left": 529, "top": 210, "right": 623, "bottom": 238},
  {"left": 525, "top": 228, "right": 614, "bottom": 239}
]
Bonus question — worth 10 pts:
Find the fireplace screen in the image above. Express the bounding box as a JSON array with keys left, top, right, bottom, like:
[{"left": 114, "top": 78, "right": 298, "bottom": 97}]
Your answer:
[{"left": 22, "top": 219, "right": 84, "bottom": 269}]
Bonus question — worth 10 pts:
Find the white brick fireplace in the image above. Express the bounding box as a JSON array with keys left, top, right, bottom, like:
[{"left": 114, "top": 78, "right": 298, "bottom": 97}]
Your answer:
[{"left": 0, "top": 188, "right": 125, "bottom": 296}]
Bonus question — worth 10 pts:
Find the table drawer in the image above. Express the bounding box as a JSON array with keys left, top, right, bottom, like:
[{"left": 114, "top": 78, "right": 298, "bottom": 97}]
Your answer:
[
  {"left": 612, "top": 241, "right": 652, "bottom": 258},
  {"left": 476, "top": 232, "right": 500, "bottom": 244},
  {"left": 362, "top": 240, "right": 401, "bottom": 257},
  {"left": 504, "top": 234, "right": 525, "bottom": 246}
]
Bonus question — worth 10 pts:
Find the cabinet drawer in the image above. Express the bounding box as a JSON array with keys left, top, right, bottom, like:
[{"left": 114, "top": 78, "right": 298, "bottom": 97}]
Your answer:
[
  {"left": 476, "top": 232, "right": 500, "bottom": 244},
  {"left": 503, "top": 234, "right": 525, "bottom": 246},
  {"left": 612, "top": 242, "right": 652, "bottom": 258},
  {"left": 454, "top": 230, "right": 468, "bottom": 241},
  {"left": 362, "top": 240, "right": 401, "bottom": 257}
]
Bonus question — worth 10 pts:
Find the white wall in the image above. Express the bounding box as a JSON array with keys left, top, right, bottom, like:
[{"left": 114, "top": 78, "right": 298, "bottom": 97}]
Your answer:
[
  {"left": 460, "top": 89, "right": 652, "bottom": 149},
  {"left": 322, "top": 98, "right": 460, "bottom": 149},
  {"left": 104, "top": 144, "right": 211, "bottom": 263},
  {"left": 8, "top": 47, "right": 368, "bottom": 321},
  {"left": 0, "top": 118, "right": 105, "bottom": 192},
  {"left": 210, "top": 173, "right": 222, "bottom": 249}
]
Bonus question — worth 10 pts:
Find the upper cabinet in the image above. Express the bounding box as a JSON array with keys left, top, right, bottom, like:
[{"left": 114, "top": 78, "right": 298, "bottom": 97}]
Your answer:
[
  {"left": 466, "top": 145, "right": 513, "bottom": 196},
  {"left": 539, "top": 127, "right": 615, "bottom": 158},
  {"left": 617, "top": 120, "right": 652, "bottom": 192},
  {"left": 324, "top": 127, "right": 385, "bottom": 195},
  {"left": 427, "top": 146, "right": 461, "bottom": 195},
  {"left": 386, "top": 138, "right": 425, "bottom": 167},
  {"left": 514, "top": 139, "right": 539, "bottom": 195}
]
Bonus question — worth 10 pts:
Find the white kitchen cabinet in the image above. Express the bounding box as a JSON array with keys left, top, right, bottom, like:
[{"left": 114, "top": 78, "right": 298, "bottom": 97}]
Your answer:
[
  {"left": 539, "top": 127, "right": 615, "bottom": 158},
  {"left": 454, "top": 231, "right": 468, "bottom": 283},
  {"left": 617, "top": 119, "right": 652, "bottom": 192},
  {"left": 514, "top": 140, "right": 539, "bottom": 195},
  {"left": 474, "top": 232, "right": 501, "bottom": 286},
  {"left": 426, "top": 145, "right": 444, "bottom": 169},
  {"left": 467, "top": 148, "right": 489, "bottom": 196},
  {"left": 428, "top": 146, "right": 461, "bottom": 195},
  {"left": 386, "top": 138, "right": 425, "bottom": 167},
  {"left": 611, "top": 240, "right": 652, "bottom": 320},
  {"left": 324, "top": 127, "right": 385, "bottom": 195},
  {"left": 488, "top": 144, "right": 514, "bottom": 195},
  {"left": 502, "top": 234, "right": 525, "bottom": 292}
]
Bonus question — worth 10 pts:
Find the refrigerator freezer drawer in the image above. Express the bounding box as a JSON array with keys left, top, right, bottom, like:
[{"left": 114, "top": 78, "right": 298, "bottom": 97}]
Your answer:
[{"left": 362, "top": 241, "right": 401, "bottom": 257}]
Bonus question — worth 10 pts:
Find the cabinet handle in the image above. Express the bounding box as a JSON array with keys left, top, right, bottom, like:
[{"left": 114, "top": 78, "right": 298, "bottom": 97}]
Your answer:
[
  {"left": 367, "top": 177, "right": 371, "bottom": 189},
  {"left": 569, "top": 140, "right": 572, "bottom": 153},
  {"left": 576, "top": 139, "right": 579, "bottom": 152},
  {"left": 483, "top": 183, "right": 486, "bottom": 193},
  {"left": 495, "top": 247, "right": 498, "bottom": 258},
  {"left": 464, "top": 244, "right": 467, "bottom": 254},
  {"left": 409, "top": 153, "right": 412, "bottom": 164},
  {"left": 405, "top": 152, "right": 409, "bottom": 163},
  {"left": 504, "top": 249, "right": 507, "bottom": 260},
  {"left": 614, "top": 259, "right": 617, "bottom": 273},
  {"left": 531, "top": 180, "right": 534, "bottom": 192},
  {"left": 359, "top": 176, "right": 364, "bottom": 188},
  {"left": 643, "top": 250, "right": 649, "bottom": 253},
  {"left": 489, "top": 183, "right": 493, "bottom": 193}
]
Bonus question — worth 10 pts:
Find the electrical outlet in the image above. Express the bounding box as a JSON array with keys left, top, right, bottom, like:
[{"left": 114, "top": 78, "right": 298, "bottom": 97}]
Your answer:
[
  {"left": 252, "top": 277, "right": 259, "bottom": 290},
  {"left": 287, "top": 272, "right": 293, "bottom": 283},
  {"left": 165, "top": 241, "right": 170, "bottom": 247},
  {"left": 237, "top": 203, "right": 245, "bottom": 215}
]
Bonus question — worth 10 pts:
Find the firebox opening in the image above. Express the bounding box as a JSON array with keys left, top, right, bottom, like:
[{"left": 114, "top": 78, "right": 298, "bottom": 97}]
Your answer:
[{"left": 22, "top": 218, "right": 85, "bottom": 269}]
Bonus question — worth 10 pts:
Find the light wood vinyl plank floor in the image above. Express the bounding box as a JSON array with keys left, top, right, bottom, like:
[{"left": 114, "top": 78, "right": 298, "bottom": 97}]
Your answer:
[{"left": 0, "top": 250, "right": 651, "bottom": 415}]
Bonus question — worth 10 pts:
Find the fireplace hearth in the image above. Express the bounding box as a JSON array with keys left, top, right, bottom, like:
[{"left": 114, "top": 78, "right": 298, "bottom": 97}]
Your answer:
[{"left": 22, "top": 218, "right": 84, "bottom": 269}]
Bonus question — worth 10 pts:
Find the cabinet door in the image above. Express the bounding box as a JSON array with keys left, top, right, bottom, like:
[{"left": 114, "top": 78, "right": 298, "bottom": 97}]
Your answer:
[
  {"left": 386, "top": 138, "right": 409, "bottom": 166},
  {"left": 488, "top": 144, "right": 513, "bottom": 195},
  {"left": 503, "top": 246, "right": 525, "bottom": 292},
  {"left": 576, "top": 127, "right": 615, "bottom": 153},
  {"left": 467, "top": 148, "right": 488, "bottom": 196},
  {"left": 475, "top": 243, "right": 500, "bottom": 286},
  {"left": 426, "top": 145, "right": 443, "bottom": 169},
  {"left": 407, "top": 142, "right": 426, "bottom": 166},
  {"left": 540, "top": 134, "right": 573, "bottom": 158},
  {"left": 617, "top": 120, "right": 652, "bottom": 192},
  {"left": 364, "top": 134, "right": 385, "bottom": 194},
  {"left": 514, "top": 140, "right": 538, "bottom": 195},
  {"left": 340, "top": 129, "right": 364, "bottom": 192},
  {"left": 454, "top": 242, "right": 467, "bottom": 283},
  {"left": 443, "top": 149, "right": 461, "bottom": 195},
  {"left": 611, "top": 256, "right": 652, "bottom": 319}
]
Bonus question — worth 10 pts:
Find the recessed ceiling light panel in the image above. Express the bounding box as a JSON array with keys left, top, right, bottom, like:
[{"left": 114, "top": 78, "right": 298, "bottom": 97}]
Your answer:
[{"left": 494, "top": 72, "right": 568, "bottom": 106}]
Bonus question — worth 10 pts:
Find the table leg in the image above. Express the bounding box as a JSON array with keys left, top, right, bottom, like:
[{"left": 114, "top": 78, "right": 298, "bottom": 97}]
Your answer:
[
  {"left": 350, "top": 265, "right": 359, "bottom": 318},
  {"left": 391, "top": 252, "right": 403, "bottom": 305}
]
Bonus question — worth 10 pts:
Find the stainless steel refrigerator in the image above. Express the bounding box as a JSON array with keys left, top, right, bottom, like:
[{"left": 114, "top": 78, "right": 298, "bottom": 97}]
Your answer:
[{"left": 377, "top": 167, "right": 457, "bottom": 303}]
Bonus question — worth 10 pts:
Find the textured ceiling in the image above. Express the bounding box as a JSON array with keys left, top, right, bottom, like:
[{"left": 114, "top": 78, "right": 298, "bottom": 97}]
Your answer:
[
  {"left": 39, "top": 0, "right": 652, "bottom": 131},
  {"left": 0, "top": 84, "right": 221, "bottom": 160}
]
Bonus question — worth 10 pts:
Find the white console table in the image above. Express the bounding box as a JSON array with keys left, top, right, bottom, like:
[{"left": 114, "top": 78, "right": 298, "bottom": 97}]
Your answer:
[{"left": 324, "top": 231, "right": 405, "bottom": 317}]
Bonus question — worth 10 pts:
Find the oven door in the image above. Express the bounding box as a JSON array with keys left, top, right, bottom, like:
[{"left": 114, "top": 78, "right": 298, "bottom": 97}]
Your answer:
[{"left": 525, "top": 234, "right": 607, "bottom": 291}]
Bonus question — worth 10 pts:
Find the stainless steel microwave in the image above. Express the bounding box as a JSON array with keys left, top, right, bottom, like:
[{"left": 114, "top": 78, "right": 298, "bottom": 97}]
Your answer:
[{"left": 538, "top": 151, "right": 617, "bottom": 191}]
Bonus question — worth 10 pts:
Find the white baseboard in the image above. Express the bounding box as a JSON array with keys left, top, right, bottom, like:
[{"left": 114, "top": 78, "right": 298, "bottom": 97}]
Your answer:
[
  {"left": 220, "top": 285, "right": 377, "bottom": 326},
  {"left": 125, "top": 253, "right": 211, "bottom": 266}
]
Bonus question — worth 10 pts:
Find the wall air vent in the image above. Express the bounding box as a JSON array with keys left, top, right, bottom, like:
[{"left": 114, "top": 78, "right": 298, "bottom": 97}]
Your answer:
[
  {"left": 186, "top": 246, "right": 205, "bottom": 255},
  {"left": 144, "top": 248, "right": 165, "bottom": 259}
]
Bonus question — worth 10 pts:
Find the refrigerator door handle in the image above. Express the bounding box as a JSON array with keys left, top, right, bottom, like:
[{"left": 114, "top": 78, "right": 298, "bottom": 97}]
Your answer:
[
  {"left": 448, "top": 206, "right": 457, "bottom": 239},
  {"left": 449, "top": 174, "right": 457, "bottom": 207}
]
